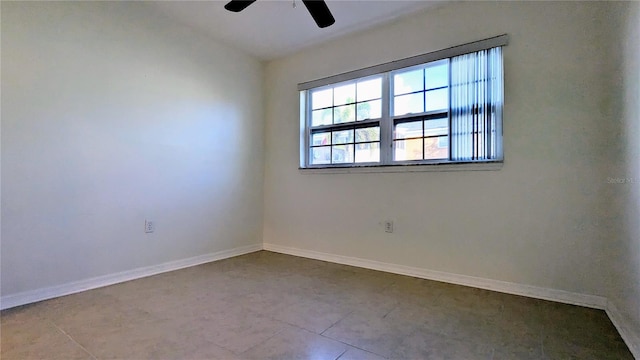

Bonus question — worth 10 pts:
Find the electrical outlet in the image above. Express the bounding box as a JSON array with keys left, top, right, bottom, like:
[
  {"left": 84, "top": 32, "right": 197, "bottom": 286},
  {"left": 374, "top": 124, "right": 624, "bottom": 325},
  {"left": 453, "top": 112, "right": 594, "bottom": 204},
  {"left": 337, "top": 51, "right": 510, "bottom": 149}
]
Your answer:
[
  {"left": 145, "top": 220, "right": 155, "bottom": 233},
  {"left": 384, "top": 220, "right": 394, "bottom": 233}
]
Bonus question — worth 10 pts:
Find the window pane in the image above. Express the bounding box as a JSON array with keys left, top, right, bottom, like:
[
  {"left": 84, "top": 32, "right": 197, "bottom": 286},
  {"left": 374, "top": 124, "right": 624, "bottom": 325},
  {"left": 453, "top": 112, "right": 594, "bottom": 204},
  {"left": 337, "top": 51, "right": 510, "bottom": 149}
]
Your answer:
[
  {"left": 394, "top": 121, "right": 422, "bottom": 140},
  {"left": 332, "top": 144, "right": 354, "bottom": 164},
  {"left": 332, "top": 129, "right": 354, "bottom": 144},
  {"left": 311, "top": 132, "right": 331, "bottom": 146},
  {"left": 355, "top": 142, "right": 380, "bottom": 163},
  {"left": 438, "top": 135, "right": 449, "bottom": 148},
  {"left": 425, "top": 60, "right": 449, "bottom": 90},
  {"left": 425, "top": 136, "right": 448, "bottom": 159},
  {"left": 333, "top": 104, "right": 355, "bottom": 124},
  {"left": 394, "top": 139, "right": 423, "bottom": 161},
  {"left": 334, "top": 83, "right": 355, "bottom": 106},
  {"left": 312, "top": 108, "right": 332, "bottom": 126},
  {"left": 425, "top": 88, "right": 449, "bottom": 112},
  {"left": 394, "top": 93, "right": 424, "bottom": 116},
  {"left": 357, "top": 78, "right": 382, "bottom": 101},
  {"left": 356, "top": 100, "right": 381, "bottom": 121},
  {"left": 311, "top": 146, "right": 331, "bottom": 165},
  {"left": 312, "top": 88, "right": 332, "bottom": 109},
  {"left": 424, "top": 118, "right": 448, "bottom": 137},
  {"left": 355, "top": 126, "right": 380, "bottom": 142},
  {"left": 394, "top": 69, "right": 423, "bottom": 95}
]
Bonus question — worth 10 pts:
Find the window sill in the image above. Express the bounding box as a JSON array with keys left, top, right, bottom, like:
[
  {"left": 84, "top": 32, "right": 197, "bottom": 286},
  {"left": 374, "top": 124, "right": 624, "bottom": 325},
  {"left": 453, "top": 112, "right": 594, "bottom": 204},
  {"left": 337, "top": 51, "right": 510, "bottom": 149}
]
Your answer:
[{"left": 299, "top": 161, "right": 503, "bottom": 174}]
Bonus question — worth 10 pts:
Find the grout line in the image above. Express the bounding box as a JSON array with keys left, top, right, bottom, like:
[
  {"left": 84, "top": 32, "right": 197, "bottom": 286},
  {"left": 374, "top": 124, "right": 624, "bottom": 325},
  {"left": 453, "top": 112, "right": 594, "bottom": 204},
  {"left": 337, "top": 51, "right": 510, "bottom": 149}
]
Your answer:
[
  {"left": 258, "top": 320, "right": 387, "bottom": 360},
  {"left": 49, "top": 320, "right": 98, "bottom": 360},
  {"left": 334, "top": 348, "right": 349, "bottom": 360},
  {"left": 236, "top": 319, "right": 292, "bottom": 355},
  {"left": 288, "top": 324, "right": 391, "bottom": 359},
  {"left": 320, "top": 309, "right": 355, "bottom": 336},
  {"left": 320, "top": 333, "right": 390, "bottom": 359},
  {"left": 270, "top": 320, "right": 389, "bottom": 359},
  {"left": 381, "top": 305, "right": 397, "bottom": 319}
]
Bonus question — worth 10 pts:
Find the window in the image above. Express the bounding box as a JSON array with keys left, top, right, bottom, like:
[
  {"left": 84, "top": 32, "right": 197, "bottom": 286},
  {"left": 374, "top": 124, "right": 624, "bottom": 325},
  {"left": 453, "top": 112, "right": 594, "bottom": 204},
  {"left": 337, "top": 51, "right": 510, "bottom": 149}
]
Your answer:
[
  {"left": 393, "top": 59, "right": 450, "bottom": 162},
  {"left": 308, "top": 76, "right": 382, "bottom": 165},
  {"left": 299, "top": 35, "right": 507, "bottom": 170}
]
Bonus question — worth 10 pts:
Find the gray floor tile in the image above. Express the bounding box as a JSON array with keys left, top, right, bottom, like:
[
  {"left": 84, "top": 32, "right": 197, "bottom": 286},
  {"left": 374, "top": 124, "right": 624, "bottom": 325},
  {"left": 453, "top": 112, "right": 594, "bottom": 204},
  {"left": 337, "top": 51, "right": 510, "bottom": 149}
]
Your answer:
[
  {"left": 1, "top": 251, "right": 633, "bottom": 360},
  {"left": 241, "top": 325, "right": 348, "bottom": 360},
  {"left": 390, "top": 328, "right": 493, "bottom": 360},
  {"left": 338, "top": 346, "right": 388, "bottom": 360}
]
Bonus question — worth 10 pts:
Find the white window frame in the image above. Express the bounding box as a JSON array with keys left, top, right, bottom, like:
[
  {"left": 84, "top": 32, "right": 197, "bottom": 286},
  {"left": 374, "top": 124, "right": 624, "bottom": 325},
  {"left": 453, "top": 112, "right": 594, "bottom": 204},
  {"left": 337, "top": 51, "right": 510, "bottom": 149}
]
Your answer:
[{"left": 299, "top": 35, "right": 508, "bottom": 171}]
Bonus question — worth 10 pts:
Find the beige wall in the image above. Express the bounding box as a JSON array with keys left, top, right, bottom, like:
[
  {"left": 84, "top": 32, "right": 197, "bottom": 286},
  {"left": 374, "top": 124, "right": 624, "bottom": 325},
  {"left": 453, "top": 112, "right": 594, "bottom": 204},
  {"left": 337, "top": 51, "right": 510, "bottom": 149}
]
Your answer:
[
  {"left": 608, "top": 0, "right": 640, "bottom": 350},
  {"left": 264, "top": 1, "right": 616, "bottom": 297},
  {"left": 1, "top": 2, "right": 264, "bottom": 296}
]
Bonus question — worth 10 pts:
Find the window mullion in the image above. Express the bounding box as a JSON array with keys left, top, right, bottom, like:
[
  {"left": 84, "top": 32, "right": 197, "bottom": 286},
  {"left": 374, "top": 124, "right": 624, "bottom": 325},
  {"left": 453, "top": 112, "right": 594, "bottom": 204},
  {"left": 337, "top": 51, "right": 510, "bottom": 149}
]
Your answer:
[
  {"left": 303, "top": 91, "right": 311, "bottom": 167},
  {"left": 448, "top": 57, "right": 453, "bottom": 161},
  {"left": 380, "top": 72, "right": 392, "bottom": 164}
]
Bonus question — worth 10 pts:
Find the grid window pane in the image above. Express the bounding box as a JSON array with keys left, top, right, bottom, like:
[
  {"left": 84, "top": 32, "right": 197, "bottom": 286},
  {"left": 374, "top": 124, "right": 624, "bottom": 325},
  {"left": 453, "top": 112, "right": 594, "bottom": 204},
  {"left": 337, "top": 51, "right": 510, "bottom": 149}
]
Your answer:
[
  {"left": 395, "top": 121, "right": 422, "bottom": 140},
  {"left": 394, "top": 69, "right": 423, "bottom": 95},
  {"left": 312, "top": 132, "right": 331, "bottom": 146},
  {"left": 355, "top": 142, "right": 380, "bottom": 163},
  {"left": 425, "top": 136, "right": 448, "bottom": 159},
  {"left": 312, "top": 89, "right": 332, "bottom": 109},
  {"left": 438, "top": 136, "right": 449, "bottom": 148},
  {"left": 333, "top": 104, "right": 356, "bottom": 124},
  {"left": 394, "top": 139, "right": 423, "bottom": 161},
  {"left": 311, "top": 146, "right": 331, "bottom": 165},
  {"left": 332, "top": 144, "right": 354, "bottom": 164},
  {"left": 355, "top": 126, "right": 380, "bottom": 142},
  {"left": 334, "top": 83, "right": 355, "bottom": 106},
  {"left": 425, "top": 88, "right": 449, "bottom": 112},
  {"left": 425, "top": 60, "right": 449, "bottom": 90},
  {"left": 357, "top": 78, "right": 382, "bottom": 102},
  {"left": 424, "top": 118, "right": 448, "bottom": 137},
  {"left": 356, "top": 100, "right": 381, "bottom": 121},
  {"left": 311, "top": 108, "right": 332, "bottom": 126},
  {"left": 394, "top": 93, "right": 424, "bottom": 116},
  {"left": 332, "top": 129, "right": 354, "bottom": 144}
]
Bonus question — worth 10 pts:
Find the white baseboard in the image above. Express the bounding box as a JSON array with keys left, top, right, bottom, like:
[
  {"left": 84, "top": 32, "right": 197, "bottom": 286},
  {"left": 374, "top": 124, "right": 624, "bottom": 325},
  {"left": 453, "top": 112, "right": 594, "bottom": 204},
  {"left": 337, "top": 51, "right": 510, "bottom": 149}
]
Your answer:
[
  {"left": 263, "top": 243, "right": 608, "bottom": 309},
  {"left": 606, "top": 301, "right": 640, "bottom": 359},
  {"left": 0, "top": 244, "right": 262, "bottom": 310}
]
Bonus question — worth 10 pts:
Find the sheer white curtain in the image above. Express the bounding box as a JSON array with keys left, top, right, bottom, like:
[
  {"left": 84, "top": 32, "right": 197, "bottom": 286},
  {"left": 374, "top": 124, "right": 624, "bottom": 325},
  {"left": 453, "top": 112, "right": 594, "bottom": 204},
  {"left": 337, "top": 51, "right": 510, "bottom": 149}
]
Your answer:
[{"left": 450, "top": 47, "right": 503, "bottom": 161}]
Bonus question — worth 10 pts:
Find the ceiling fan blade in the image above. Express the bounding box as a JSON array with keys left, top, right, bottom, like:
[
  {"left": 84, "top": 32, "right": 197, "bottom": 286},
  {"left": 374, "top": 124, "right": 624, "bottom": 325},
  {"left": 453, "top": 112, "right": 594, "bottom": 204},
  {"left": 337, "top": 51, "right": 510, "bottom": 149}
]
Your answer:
[
  {"left": 301, "top": 0, "right": 335, "bottom": 28},
  {"left": 224, "top": 0, "right": 257, "bottom": 12}
]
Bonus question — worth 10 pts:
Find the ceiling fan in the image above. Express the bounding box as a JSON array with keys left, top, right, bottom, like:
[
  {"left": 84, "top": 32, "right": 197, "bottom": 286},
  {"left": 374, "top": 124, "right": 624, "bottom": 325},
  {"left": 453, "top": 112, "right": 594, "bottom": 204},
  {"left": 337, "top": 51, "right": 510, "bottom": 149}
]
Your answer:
[{"left": 224, "top": 0, "right": 336, "bottom": 28}]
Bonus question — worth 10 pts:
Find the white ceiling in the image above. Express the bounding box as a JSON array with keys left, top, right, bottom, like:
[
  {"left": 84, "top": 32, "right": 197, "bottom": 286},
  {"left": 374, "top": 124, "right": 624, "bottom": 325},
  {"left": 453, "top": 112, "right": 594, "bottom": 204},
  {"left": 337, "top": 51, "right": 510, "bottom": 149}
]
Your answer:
[{"left": 152, "top": 0, "right": 446, "bottom": 61}]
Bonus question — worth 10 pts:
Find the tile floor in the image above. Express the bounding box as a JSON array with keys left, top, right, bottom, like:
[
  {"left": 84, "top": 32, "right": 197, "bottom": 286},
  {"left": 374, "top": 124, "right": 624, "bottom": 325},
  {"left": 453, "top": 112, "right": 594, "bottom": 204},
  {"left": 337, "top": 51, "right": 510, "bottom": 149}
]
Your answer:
[{"left": 0, "top": 251, "right": 633, "bottom": 360}]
